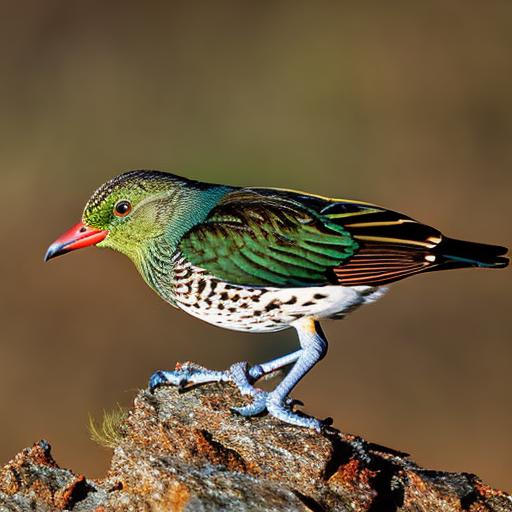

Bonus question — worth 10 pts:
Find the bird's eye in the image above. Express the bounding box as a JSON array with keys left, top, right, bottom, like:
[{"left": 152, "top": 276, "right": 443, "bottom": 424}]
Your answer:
[{"left": 114, "top": 200, "right": 132, "bottom": 217}]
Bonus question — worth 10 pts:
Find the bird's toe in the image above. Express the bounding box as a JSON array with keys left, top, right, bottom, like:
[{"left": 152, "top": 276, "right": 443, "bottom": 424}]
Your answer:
[
  {"left": 231, "top": 391, "right": 268, "bottom": 417},
  {"left": 266, "top": 395, "right": 323, "bottom": 431},
  {"left": 148, "top": 370, "right": 169, "bottom": 392}
]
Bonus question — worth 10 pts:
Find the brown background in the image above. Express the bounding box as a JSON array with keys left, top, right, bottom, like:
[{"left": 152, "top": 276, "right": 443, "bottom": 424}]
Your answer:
[{"left": 0, "top": 1, "right": 510, "bottom": 491}]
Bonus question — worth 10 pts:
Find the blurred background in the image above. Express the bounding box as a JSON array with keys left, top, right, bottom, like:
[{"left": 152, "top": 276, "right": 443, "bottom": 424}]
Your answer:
[{"left": 0, "top": 0, "right": 510, "bottom": 491}]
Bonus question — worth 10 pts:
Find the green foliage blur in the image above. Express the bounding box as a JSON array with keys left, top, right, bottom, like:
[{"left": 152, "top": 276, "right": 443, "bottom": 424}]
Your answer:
[{"left": 0, "top": 1, "right": 510, "bottom": 490}]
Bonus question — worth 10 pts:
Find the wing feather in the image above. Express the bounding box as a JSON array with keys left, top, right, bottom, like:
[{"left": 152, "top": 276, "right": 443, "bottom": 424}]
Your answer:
[
  {"left": 179, "top": 187, "right": 443, "bottom": 288},
  {"left": 179, "top": 189, "right": 357, "bottom": 286}
]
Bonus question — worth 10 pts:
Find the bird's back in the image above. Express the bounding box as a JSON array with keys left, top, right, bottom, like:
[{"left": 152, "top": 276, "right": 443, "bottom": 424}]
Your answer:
[{"left": 178, "top": 185, "right": 508, "bottom": 288}]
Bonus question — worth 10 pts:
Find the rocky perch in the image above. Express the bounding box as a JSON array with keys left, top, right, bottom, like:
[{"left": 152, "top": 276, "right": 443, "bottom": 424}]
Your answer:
[{"left": 0, "top": 383, "right": 511, "bottom": 511}]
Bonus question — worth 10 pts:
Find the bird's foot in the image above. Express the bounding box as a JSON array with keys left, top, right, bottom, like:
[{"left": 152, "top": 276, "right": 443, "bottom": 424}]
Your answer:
[
  {"left": 149, "top": 361, "right": 267, "bottom": 411},
  {"left": 149, "top": 362, "right": 231, "bottom": 392},
  {"left": 229, "top": 362, "right": 305, "bottom": 418},
  {"left": 229, "top": 361, "right": 276, "bottom": 416},
  {"left": 149, "top": 361, "right": 319, "bottom": 428},
  {"left": 266, "top": 394, "right": 332, "bottom": 433}
]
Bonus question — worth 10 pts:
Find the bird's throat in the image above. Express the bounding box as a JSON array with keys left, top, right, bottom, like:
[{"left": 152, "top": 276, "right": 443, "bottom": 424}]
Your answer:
[{"left": 134, "top": 237, "right": 178, "bottom": 306}]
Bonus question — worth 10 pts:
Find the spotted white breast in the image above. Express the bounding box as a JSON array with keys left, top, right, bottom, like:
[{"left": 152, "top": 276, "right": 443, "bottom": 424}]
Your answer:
[{"left": 171, "top": 256, "right": 387, "bottom": 333}]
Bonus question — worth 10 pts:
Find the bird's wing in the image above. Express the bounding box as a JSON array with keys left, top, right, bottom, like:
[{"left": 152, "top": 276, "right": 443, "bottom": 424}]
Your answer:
[{"left": 179, "top": 188, "right": 443, "bottom": 287}]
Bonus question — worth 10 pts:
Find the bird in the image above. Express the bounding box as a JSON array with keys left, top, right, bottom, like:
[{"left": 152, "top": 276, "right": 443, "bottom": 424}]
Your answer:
[{"left": 44, "top": 170, "right": 509, "bottom": 431}]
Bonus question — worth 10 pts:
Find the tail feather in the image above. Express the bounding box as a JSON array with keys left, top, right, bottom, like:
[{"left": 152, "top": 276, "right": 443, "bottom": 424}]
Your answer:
[
  {"left": 335, "top": 237, "right": 508, "bottom": 286},
  {"left": 433, "top": 238, "right": 509, "bottom": 270}
]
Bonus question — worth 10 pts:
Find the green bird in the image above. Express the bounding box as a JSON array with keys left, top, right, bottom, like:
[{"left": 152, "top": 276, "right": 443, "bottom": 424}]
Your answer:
[{"left": 45, "top": 171, "right": 509, "bottom": 430}]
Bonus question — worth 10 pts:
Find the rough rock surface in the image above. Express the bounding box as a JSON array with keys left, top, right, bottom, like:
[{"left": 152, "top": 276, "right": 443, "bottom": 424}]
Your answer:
[{"left": 1, "top": 383, "right": 511, "bottom": 511}]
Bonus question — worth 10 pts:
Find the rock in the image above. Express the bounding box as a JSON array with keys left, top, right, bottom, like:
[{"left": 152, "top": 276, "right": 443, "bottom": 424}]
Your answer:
[{"left": 1, "top": 383, "right": 511, "bottom": 511}]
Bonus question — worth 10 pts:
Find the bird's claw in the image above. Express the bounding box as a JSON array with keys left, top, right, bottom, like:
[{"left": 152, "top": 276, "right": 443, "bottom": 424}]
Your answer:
[
  {"left": 287, "top": 398, "right": 304, "bottom": 409},
  {"left": 322, "top": 416, "right": 333, "bottom": 426},
  {"left": 148, "top": 370, "right": 169, "bottom": 392}
]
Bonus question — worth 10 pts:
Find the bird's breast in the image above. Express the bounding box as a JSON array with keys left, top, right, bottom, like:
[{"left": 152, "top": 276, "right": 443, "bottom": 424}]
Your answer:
[{"left": 171, "top": 254, "right": 386, "bottom": 332}]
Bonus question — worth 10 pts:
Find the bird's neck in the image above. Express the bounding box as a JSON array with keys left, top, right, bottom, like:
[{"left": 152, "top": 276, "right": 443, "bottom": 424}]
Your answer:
[{"left": 133, "top": 183, "right": 231, "bottom": 305}]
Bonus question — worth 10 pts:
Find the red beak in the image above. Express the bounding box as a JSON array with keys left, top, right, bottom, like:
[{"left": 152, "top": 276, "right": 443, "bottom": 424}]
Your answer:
[{"left": 44, "top": 221, "right": 108, "bottom": 262}]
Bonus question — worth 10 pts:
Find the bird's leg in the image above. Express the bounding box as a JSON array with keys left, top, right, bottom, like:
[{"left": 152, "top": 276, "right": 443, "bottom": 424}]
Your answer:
[
  {"left": 150, "top": 319, "right": 328, "bottom": 431},
  {"left": 264, "top": 318, "right": 328, "bottom": 431},
  {"left": 229, "top": 349, "right": 303, "bottom": 417},
  {"left": 247, "top": 349, "right": 303, "bottom": 379},
  {"left": 148, "top": 350, "right": 303, "bottom": 415}
]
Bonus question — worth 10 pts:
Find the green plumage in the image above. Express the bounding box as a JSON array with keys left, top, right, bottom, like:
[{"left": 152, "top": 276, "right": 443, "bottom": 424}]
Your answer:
[
  {"left": 179, "top": 190, "right": 359, "bottom": 287},
  {"left": 79, "top": 170, "right": 508, "bottom": 294}
]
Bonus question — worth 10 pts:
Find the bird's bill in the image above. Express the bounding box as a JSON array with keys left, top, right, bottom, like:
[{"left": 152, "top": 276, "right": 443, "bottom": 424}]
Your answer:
[{"left": 44, "top": 221, "right": 108, "bottom": 262}]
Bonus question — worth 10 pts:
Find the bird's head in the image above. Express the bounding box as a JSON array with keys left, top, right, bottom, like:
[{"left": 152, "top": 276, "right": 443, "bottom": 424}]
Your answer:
[{"left": 44, "top": 170, "right": 199, "bottom": 263}]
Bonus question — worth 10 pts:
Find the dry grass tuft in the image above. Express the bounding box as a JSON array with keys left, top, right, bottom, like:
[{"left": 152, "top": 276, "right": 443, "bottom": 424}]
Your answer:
[{"left": 88, "top": 404, "right": 128, "bottom": 449}]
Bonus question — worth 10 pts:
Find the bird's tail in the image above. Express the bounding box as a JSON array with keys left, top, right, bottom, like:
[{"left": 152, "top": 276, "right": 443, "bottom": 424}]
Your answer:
[{"left": 431, "top": 237, "right": 509, "bottom": 271}]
